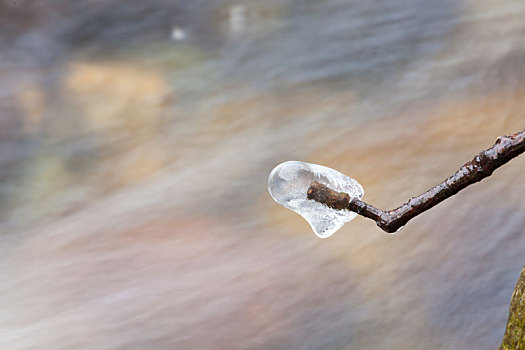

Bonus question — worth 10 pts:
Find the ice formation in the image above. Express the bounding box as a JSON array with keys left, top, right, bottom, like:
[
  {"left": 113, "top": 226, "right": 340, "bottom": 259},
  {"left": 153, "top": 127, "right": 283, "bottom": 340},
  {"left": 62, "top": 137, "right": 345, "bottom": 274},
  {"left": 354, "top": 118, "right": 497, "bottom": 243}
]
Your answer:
[{"left": 268, "top": 161, "right": 364, "bottom": 238}]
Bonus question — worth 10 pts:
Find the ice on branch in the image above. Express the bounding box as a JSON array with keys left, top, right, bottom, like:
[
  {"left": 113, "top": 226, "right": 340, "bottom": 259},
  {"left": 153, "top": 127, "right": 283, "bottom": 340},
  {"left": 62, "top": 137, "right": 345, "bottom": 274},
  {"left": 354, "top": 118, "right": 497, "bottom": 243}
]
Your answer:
[
  {"left": 268, "top": 161, "right": 363, "bottom": 238},
  {"left": 269, "top": 130, "right": 524, "bottom": 235}
]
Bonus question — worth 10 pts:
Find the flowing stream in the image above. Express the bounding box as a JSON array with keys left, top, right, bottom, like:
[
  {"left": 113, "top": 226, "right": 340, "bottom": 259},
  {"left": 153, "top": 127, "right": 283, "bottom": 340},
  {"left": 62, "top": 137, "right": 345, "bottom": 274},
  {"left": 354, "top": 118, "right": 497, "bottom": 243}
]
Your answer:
[{"left": 1, "top": 1, "right": 525, "bottom": 349}]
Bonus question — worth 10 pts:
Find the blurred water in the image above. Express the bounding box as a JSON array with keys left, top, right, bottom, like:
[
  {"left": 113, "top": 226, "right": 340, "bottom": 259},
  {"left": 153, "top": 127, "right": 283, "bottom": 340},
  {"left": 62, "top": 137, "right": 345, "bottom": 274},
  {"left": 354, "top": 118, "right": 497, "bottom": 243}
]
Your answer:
[{"left": 1, "top": 0, "right": 525, "bottom": 349}]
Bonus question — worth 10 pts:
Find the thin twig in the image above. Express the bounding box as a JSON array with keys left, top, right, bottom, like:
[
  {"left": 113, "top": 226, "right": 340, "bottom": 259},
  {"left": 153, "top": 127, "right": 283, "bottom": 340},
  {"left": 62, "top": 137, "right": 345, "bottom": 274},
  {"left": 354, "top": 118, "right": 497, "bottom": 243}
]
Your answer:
[{"left": 307, "top": 129, "right": 525, "bottom": 233}]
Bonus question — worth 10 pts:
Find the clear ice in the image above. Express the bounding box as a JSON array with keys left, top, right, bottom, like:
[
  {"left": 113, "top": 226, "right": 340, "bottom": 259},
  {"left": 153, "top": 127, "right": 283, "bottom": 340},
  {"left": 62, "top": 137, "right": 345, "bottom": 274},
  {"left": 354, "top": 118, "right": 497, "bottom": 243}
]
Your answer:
[{"left": 268, "top": 161, "right": 364, "bottom": 238}]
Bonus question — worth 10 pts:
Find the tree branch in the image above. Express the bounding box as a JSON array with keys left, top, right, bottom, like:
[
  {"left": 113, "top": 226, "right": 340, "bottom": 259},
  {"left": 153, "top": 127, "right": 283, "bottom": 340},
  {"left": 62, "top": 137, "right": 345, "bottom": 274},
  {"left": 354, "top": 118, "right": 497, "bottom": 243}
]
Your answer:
[{"left": 307, "top": 129, "right": 525, "bottom": 233}]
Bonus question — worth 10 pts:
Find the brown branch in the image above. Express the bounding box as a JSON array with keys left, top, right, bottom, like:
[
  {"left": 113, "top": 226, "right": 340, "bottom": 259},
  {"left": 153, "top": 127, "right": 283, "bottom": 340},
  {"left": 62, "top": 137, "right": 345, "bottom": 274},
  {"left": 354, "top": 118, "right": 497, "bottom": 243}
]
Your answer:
[{"left": 307, "top": 129, "right": 525, "bottom": 233}]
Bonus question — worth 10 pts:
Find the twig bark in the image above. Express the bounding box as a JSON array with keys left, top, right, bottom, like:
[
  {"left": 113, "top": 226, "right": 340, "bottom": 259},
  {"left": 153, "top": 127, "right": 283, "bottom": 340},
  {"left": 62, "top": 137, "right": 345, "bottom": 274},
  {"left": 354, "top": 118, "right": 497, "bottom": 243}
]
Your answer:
[{"left": 307, "top": 129, "right": 525, "bottom": 233}]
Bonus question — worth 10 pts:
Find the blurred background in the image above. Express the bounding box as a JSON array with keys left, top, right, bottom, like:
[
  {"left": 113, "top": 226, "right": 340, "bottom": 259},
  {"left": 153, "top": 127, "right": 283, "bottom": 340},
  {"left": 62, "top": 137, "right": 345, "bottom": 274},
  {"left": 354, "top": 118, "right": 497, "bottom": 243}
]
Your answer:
[{"left": 0, "top": 0, "right": 524, "bottom": 349}]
